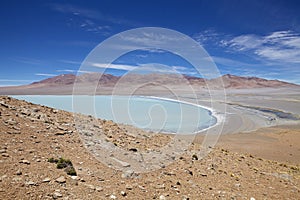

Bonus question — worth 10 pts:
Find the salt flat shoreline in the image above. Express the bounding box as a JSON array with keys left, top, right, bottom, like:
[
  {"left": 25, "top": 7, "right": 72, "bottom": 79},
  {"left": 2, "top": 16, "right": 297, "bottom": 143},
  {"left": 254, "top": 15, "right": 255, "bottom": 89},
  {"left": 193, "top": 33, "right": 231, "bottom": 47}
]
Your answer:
[
  {"left": 7, "top": 87, "right": 300, "bottom": 164},
  {"left": 8, "top": 87, "right": 300, "bottom": 136}
]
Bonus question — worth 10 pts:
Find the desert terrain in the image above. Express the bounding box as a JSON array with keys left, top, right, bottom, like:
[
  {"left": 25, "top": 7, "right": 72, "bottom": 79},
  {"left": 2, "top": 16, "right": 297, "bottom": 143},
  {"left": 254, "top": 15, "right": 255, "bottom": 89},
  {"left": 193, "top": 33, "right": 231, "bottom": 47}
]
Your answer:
[
  {"left": 0, "top": 95, "right": 300, "bottom": 200},
  {"left": 0, "top": 73, "right": 300, "bottom": 199}
]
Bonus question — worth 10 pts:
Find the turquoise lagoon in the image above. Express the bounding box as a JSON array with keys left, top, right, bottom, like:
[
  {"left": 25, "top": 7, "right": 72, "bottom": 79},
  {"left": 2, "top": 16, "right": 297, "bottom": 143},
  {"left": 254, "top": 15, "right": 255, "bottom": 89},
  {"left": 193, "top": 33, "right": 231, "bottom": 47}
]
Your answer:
[{"left": 12, "top": 95, "right": 216, "bottom": 134}]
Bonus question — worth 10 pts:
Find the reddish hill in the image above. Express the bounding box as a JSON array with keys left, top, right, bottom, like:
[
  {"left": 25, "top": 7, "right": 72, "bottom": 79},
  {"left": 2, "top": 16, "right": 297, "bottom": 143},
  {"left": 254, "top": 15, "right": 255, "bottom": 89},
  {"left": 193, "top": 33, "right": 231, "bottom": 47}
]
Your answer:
[
  {"left": 210, "top": 74, "right": 298, "bottom": 89},
  {"left": 31, "top": 74, "right": 76, "bottom": 86}
]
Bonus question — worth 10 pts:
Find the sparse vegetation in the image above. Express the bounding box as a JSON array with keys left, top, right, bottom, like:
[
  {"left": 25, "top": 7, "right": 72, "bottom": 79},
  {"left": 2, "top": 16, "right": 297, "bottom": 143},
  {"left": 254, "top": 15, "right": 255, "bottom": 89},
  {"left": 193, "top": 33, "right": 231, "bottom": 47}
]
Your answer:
[
  {"left": 65, "top": 166, "right": 77, "bottom": 176},
  {"left": 48, "top": 157, "right": 77, "bottom": 176},
  {"left": 47, "top": 157, "right": 58, "bottom": 163}
]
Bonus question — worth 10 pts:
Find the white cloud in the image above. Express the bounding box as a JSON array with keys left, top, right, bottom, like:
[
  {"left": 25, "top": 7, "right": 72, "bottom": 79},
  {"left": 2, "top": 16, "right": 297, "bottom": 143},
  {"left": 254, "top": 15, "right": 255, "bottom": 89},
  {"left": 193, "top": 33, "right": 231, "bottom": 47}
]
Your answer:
[
  {"left": 136, "top": 63, "right": 188, "bottom": 74},
  {"left": 119, "top": 32, "right": 188, "bottom": 47},
  {"left": 56, "top": 69, "right": 93, "bottom": 74},
  {"left": 59, "top": 60, "right": 82, "bottom": 65},
  {"left": 35, "top": 73, "right": 57, "bottom": 77},
  {"left": 86, "top": 62, "right": 198, "bottom": 76},
  {"left": 228, "top": 35, "right": 262, "bottom": 50},
  {"left": 49, "top": 3, "right": 139, "bottom": 27},
  {"left": 223, "top": 30, "right": 300, "bottom": 63},
  {"left": 90, "top": 63, "right": 137, "bottom": 71}
]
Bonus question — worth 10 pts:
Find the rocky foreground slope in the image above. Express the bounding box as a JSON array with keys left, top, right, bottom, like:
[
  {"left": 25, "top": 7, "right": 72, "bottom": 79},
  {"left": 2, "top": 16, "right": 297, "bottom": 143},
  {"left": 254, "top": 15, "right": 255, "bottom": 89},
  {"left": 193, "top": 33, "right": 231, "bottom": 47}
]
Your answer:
[{"left": 0, "top": 96, "right": 300, "bottom": 199}]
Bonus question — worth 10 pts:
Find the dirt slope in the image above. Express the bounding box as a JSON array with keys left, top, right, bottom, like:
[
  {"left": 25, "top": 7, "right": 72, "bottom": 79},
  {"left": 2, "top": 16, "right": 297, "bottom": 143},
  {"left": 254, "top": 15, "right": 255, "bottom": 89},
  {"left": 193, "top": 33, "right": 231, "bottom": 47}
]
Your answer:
[{"left": 0, "top": 96, "right": 299, "bottom": 199}]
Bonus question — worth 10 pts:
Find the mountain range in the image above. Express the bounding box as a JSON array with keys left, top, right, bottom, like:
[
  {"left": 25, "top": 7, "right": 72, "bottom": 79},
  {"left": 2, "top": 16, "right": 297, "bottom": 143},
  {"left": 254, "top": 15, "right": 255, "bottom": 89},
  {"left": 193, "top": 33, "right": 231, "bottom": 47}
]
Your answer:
[{"left": 0, "top": 73, "right": 298, "bottom": 95}]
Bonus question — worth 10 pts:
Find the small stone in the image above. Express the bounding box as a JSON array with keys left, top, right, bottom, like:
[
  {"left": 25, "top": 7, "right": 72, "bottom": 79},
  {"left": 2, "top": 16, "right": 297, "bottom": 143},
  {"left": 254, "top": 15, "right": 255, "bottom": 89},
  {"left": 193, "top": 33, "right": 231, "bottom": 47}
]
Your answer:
[
  {"left": 159, "top": 195, "right": 166, "bottom": 200},
  {"left": 55, "top": 132, "right": 66, "bottom": 136},
  {"left": 86, "top": 184, "right": 95, "bottom": 190},
  {"left": 2, "top": 153, "right": 9, "bottom": 157},
  {"left": 57, "top": 126, "right": 68, "bottom": 131},
  {"left": 112, "top": 157, "right": 131, "bottom": 168},
  {"left": 138, "top": 185, "right": 146, "bottom": 190},
  {"left": 182, "top": 195, "right": 189, "bottom": 200},
  {"left": 16, "top": 169, "right": 22, "bottom": 175},
  {"left": 0, "top": 149, "right": 6, "bottom": 153},
  {"left": 55, "top": 176, "right": 66, "bottom": 183},
  {"left": 110, "top": 194, "right": 117, "bottom": 199},
  {"left": 20, "top": 160, "right": 30, "bottom": 165},
  {"left": 129, "top": 148, "right": 138, "bottom": 152},
  {"left": 156, "top": 184, "right": 165, "bottom": 189},
  {"left": 42, "top": 178, "right": 51, "bottom": 182},
  {"left": 79, "top": 177, "right": 85, "bottom": 182},
  {"left": 250, "top": 198, "right": 255, "bottom": 200},
  {"left": 120, "top": 191, "right": 126, "bottom": 196},
  {"left": 32, "top": 108, "right": 40, "bottom": 112},
  {"left": 121, "top": 169, "right": 134, "bottom": 178},
  {"left": 25, "top": 181, "right": 35, "bottom": 186},
  {"left": 53, "top": 192, "right": 63, "bottom": 199},
  {"left": 192, "top": 154, "right": 198, "bottom": 160},
  {"left": 96, "top": 186, "right": 103, "bottom": 192},
  {"left": 125, "top": 184, "right": 133, "bottom": 190},
  {"left": 7, "top": 119, "right": 17, "bottom": 125},
  {"left": 0, "top": 101, "right": 9, "bottom": 108},
  {"left": 12, "top": 177, "right": 22, "bottom": 182}
]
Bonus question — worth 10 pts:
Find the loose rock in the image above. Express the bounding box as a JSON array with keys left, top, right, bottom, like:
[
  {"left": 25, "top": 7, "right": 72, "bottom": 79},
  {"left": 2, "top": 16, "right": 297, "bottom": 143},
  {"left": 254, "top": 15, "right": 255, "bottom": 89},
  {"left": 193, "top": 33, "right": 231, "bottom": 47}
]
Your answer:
[
  {"left": 55, "top": 176, "right": 66, "bottom": 183},
  {"left": 42, "top": 177, "right": 51, "bottom": 182},
  {"left": 16, "top": 169, "right": 22, "bottom": 175},
  {"left": 120, "top": 191, "right": 127, "bottom": 196},
  {"left": 20, "top": 160, "right": 30, "bottom": 165},
  {"left": 53, "top": 192, "right": 63, "bottom": 199},
  {"left": 25, "top": 181, "right": 35, "bottom": 186}
]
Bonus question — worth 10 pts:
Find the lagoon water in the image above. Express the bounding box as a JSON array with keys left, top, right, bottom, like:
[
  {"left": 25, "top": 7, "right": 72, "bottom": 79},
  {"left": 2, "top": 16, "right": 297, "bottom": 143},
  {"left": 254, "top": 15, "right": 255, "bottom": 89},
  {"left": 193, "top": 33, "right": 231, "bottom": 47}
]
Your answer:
[{"left": 12, "top": 95, "right": 216, "bottom": 134}]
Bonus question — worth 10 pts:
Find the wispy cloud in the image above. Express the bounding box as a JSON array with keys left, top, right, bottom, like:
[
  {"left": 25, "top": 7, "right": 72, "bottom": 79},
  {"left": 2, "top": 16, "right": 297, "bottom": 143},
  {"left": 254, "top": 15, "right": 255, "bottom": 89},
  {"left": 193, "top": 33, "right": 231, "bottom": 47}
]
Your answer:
[
  {"left": 56, "top": 69, "right": 93, "bottom": 74},
  {"left": 90, "top": 63, "right": 137, "bottom": 71},
  {"left": 59, "top": 60, "right": 82, "bottom": 65},
  {"left": 49, "top": 3, "right": 140, "bottom": 35},
  {"left": 193, "top": 29, "right": 227, "bottom": 46},
  {"left": 50, "top": 3, "right": 137, "bottom": 26},
  {"left": 89, "top": 62, "right": 198, "bottom": 76},
  {"left": 193, "top": 29, "right": 300, "bottom": 83},
  {"left": 49, "top": 3, "right": 112, "bottom": 35},
  {"left": 35, "top": 73, "right": 57, "bottom": 77},
  {"left": 223, "top": 30, "right": 300, "bottom": 64}
]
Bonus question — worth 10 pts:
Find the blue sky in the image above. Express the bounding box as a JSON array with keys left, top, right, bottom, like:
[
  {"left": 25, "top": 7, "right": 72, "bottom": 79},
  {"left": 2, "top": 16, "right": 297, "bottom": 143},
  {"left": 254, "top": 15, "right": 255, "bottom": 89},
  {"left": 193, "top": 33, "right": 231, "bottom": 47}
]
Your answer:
[{"left": 1, "top": 0, "right": 300, "bottom": 86}]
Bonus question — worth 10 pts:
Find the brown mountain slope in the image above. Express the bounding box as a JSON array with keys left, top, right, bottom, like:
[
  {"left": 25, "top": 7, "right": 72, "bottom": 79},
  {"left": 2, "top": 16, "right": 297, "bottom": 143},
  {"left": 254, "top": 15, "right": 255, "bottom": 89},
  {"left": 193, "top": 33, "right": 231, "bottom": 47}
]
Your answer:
[
  {"left": 28, "top": 73, "right": 300, "bottom": 88},
  {"left": 212, "top": 74, "right": 298, "bottom": 89}
]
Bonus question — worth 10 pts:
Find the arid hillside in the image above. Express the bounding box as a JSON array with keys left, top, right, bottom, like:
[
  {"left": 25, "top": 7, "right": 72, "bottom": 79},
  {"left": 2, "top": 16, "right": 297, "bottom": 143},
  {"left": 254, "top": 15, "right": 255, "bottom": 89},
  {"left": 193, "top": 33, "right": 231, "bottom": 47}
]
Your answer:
[{"left": 0, "top": 96, "right": 300, "bottom": 199}]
